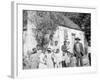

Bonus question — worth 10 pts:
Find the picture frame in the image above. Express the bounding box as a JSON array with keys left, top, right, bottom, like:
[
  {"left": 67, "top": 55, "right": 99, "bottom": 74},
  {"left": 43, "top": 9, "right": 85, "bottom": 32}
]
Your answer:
[{"left": 11, "top": 1, "right": 97, "bottom": 78}]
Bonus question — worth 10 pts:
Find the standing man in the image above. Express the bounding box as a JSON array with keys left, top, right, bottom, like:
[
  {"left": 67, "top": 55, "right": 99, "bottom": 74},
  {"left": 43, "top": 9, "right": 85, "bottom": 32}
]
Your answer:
[{"left": 73, "top": 37, "right": 84, "bottom": 67}]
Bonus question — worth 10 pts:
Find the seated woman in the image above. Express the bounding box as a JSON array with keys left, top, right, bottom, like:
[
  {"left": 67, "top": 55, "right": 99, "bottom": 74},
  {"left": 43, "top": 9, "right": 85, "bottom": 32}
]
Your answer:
[
  {"left": 30, "top": 48, "right": 40, "bottom": 69},
  {"left": 23, "top": 55, "right": 31, "bottom": 69}
]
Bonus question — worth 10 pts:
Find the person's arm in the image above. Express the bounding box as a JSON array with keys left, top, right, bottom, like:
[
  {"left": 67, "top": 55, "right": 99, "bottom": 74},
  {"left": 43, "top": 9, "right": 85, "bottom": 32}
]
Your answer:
[
  {"left": 39, "top": 54, "right": 46, "bottom": 64},
  {"left": 80, "top": 43, "right": 84, "bottom": 56},
  {"left": 61, "top": 45, "right": 64, "bottom": 52},
  {"left": 73, "top": 44, "right": 77, "bottom": 57}
]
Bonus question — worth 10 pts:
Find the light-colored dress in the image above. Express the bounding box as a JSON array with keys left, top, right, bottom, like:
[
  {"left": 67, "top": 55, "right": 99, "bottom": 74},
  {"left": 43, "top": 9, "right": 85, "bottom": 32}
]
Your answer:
[
  {"left": 70, "top": 56, "right": 77, "bottom": 67},
  {"left": 39, "top": 53, "right": 47, "bottom": 69},
  {"left": 53, "top": 52, "right": 62, "bottom": 68},
  {"left": 46, "top": 53, "right": 54, "bottom": 68},
  {"left": 63, "top": 53, "right": 70, "bottom": 66},
  {"left": 30, "top": 53, "right": 40, "bottom": 69}
]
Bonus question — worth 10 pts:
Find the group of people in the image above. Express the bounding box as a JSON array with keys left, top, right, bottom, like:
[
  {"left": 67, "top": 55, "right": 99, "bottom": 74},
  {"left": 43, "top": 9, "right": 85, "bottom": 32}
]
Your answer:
[{"left": 23, "top": 37, "right": 91, "bottom": 69}]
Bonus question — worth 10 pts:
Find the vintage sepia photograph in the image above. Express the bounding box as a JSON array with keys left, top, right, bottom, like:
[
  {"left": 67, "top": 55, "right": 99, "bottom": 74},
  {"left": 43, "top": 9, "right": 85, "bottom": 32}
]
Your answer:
[{"left": 22, "top": 10, "right": 91, "bottom": 69}]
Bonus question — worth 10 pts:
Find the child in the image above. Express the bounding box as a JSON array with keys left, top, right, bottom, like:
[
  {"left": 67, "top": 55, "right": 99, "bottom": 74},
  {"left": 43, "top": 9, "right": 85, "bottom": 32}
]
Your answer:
[
  {"left": 45, "top": 48, "right": 54, "bottom": 68},
  {"left": 39, "top": 51, "right": 47, "bottom": 69},
  {"left": 70, "top": 54, "right": 77, "bottom": 67},
  {"left": 53, "top": 49, "right": 62, "bottom": 68}
]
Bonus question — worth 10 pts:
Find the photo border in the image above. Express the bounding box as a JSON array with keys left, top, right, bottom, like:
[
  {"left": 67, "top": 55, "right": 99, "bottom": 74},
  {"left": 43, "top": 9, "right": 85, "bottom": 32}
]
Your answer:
[{"left": 11, "top": 2, "right": 97, "bottom": 78}]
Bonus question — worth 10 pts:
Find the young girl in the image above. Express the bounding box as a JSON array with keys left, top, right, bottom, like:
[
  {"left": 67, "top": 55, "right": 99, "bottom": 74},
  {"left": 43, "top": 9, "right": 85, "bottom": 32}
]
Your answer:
[
  {"left": 45, "top": 48, "right": 54, "bottom": 68},
  {"left": 53, "top": 49, "right": 62, "bottom": 68},
  {"left": 39, "top": 51, "right": 47, "bottom": 69},
  {"left": 70, "top": 54, "right": 77, "bottom": 67}
]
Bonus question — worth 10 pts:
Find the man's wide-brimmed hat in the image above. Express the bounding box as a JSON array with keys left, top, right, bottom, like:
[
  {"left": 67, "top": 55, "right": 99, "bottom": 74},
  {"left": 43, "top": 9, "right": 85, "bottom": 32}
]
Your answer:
[{"left": 75, "top": 37, "right": 81, "bottom": 40}]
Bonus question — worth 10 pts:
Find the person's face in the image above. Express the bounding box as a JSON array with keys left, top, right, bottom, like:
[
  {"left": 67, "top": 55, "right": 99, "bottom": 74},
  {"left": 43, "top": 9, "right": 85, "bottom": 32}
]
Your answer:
[
  {"left": 64, "top": 42, "right": 67, "bottom": 45},
  {"left": 56, "top": 49, "right": 59, "bottom": 53},
  {"left": 76, "top": 40, "right": 79, "bottom": 43},
  {"left": 55, "top": 41, "right": 58, "bottom": 46},
  {"left": 48, "top": 51, "right": 51, "bottom": 54}
]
